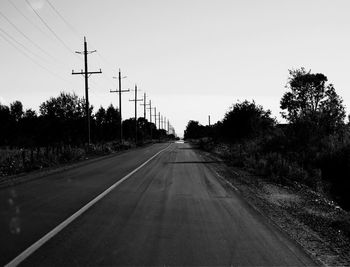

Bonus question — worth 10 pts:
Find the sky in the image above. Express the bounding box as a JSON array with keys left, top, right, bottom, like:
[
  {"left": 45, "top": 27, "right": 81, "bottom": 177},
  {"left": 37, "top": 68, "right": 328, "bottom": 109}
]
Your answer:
[{"left": 1, "top": 0, "right": 350, "bottom": 137}]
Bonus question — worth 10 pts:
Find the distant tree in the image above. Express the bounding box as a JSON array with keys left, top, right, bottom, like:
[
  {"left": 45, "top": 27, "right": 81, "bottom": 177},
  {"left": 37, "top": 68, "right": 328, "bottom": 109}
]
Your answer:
[
  {"left": 280, "top": 68, "right": 345, "bottom": 134},
  {"left": 39, "top": 92, "right": 88, "bottom": 145},
  {"left": 122, "top": 118, "right": 136, "bottom": 141},
  {"left": 0, "top": 103, "right": 11, "bottom": 145},
  {"left": 94, "top": 106, "right": 106, "bottom": 141},
  {"left": 10, "top": 101, "right": 23, "bottom": 122},
  {"left": 95, "top": 106, "right": 106, "bottom": 126},
  {"left": 222, "top": 100, "right": 275, "bottom": 142},
  {"left": 20, "top": 109, "right": 38, "bottom": 147},
  {"left": 104, "top": 104, "right": 120, "bottom": 141},
  {"left": 40, "top": 92, "right": 85, "bottom": 119},
  {"left": 184, "top": 120, "right": 206, "bottom": 139},
  {"left": 23, "top": 109, "right": 37, "bottom": 119}
]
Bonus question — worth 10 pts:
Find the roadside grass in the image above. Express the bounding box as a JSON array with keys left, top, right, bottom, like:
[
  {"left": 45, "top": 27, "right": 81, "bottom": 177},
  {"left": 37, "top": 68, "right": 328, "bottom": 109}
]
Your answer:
[{"left": 0, "top": 141, "right": 133, "bottom": 178}]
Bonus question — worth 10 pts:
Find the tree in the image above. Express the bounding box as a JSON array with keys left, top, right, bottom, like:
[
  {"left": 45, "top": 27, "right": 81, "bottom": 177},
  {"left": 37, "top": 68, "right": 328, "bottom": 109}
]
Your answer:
[
  {"left": 104, "top": 104, "right": 120, "bottom": 141},
  {"left": 222, "top": 100, "right": 275, "bottom": 142},
  {"left": 184, "top": 120, "right": 206, "bottom": 139},
  {"left": 0, "top": 103, "right": 11, "bottom": 145},
  {"left": 95, "top": 106, "right": 106, "bottom": 126},
  {"left": 280, "top": 68, "right": 345, "bottom": 134},
  {"left": 10, "top": 101, "right": 23, "bottom": 122},
  {"left": 40, "top": 92, "right": 85, "bottom": 119},
  {"left": 39, "top": 92, "right": 87, "bottom": 145}
]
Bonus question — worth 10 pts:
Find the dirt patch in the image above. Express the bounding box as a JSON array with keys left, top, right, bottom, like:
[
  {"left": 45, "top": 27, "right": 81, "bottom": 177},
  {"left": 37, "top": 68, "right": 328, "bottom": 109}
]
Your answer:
[{"left": 198, "top": 149, "right": 350, "bottom": 266}]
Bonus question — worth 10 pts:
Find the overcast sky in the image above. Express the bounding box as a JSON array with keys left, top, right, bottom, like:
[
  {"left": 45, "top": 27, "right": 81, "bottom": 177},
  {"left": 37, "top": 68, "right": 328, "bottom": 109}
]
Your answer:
[{"left": 1, "top": 0, "right": 349, "bottom": 136}]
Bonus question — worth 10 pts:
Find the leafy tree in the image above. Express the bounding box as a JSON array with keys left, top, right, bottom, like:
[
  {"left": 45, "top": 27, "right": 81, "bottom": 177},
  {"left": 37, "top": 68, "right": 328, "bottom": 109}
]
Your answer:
[
  {"left": 280, "top": 68, "right": 345, "bottom": 134},
  {"left": 104, "top": 104, "right": 120, "bottom": 141},
  {"left": 10, "top": 101, "right": 23, "bottom": 122},
  {"left": 0, "top": 103, "right": 11, "bottom": 145},
  {"left": 95, "top": 106, "right": 106, "bottom": 126},
  {"left": 40, "top": 92, "right": 85, "bottom": 119},
  {"left": 39, "top": 92, "right": 87, "bottom": 145},
  {"left": 20, "top": 109, "right": 39, "bottom": 147},
  {"left": 184, "top": 120, "right": 206, "bottom": 139},
  {"left": 222, "top": 100, "right": 275, "bottom": 142}
]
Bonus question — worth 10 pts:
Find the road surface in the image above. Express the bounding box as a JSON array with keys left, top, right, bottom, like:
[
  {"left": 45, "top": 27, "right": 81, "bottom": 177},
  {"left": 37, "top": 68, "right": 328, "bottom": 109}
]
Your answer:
[{"left": 0, "top": 142, "right": 316, "bottom": 266}]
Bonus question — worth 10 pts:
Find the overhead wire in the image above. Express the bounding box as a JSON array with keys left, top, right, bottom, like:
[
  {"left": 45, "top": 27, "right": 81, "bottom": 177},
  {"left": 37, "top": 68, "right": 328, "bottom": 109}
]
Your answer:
[
  {"left": 43, "top": 0, "right": 123, "bottom": 90},
  {"left": 0, "top": 9, "right": 65, "bottom": 66},
  {"left": 0, "top": 26, "right": 49, "bottom": 64},
  {"left": 7, "top": 0, "right": 51, "bottom": 39},
  {"left": 24, "top": 0, "right": 80, "bottom": 61},
  {"left": 44, "top": 0, "right": 81, "bottom": 40},
  {"left": 0, "top": 30, "right": 72, "bottom": 86}
]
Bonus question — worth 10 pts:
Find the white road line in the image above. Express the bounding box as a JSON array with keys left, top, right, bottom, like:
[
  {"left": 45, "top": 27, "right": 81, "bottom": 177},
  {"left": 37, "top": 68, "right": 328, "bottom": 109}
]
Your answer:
[
  {"left": 5, "top": 144, "right": 171, "bottom": 267},
  {"left": 214, "top": 170, "right": 239, "bottom": 191}
]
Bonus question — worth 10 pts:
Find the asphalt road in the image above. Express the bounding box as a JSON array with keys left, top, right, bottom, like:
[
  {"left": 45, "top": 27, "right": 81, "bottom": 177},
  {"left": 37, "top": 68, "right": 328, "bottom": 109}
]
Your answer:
[{"left": 1, "top": 142, "right": 316, "bottom": 266}]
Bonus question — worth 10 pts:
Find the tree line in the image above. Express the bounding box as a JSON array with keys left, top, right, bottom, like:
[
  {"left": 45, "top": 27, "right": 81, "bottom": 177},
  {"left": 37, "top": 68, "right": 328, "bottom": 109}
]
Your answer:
[
  {"left": 0, "top": 92, "right": 171, "bottom": 149},
  {"left": 0, "top": 92, "right": 173, "bottom": 176},
  {"left": 184, "top": 68, "right": 350, "bottom": 210}
]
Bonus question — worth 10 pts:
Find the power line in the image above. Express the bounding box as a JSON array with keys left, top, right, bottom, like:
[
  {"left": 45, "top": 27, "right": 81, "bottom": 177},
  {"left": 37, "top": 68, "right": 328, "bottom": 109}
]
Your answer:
[
  {"left": 45, "top": 0, "right": 81, "bottom": 39},
  {"left": 7, "top": 0, "right": 51, "bottom": 39},
  {"left": 0, "top": 26, "right": 51, "bottom": 66},
  {"left": 0, "top": 9, "right": 62, "bottom": 64},
  {"left": 24, "top": 0, "right": 78, "bottom": 59},
  {"left": 0, "top": 30, "right": 71, "bottom": 85},
  {"left": 42, "top": 0, "right": 126, "bottom": 92}
]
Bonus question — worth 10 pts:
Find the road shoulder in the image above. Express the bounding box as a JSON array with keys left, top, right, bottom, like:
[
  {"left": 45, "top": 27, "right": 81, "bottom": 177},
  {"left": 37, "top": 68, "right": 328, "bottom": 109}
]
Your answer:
[{"left": 195, "top": 146, "right": 350, "bottom": 266}]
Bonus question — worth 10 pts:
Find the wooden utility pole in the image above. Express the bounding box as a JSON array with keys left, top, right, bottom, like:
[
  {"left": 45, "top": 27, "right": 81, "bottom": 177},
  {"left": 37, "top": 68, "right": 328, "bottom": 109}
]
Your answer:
[
  {"left": 158, "top": 112, "right": 161, "bottom": 130},
  {"left": 129, "top": 85, "right": 143, "bottom": 144},
  {"left": 146, "top": 100, "right": 152, "bottom": 140},
  {"left": 72, "top": 36, "right": 101, "bottom": 145},
  {"left": 140, "top": 92, "right": 149, "bottom": 120},
  {"left": 153, "top": 107, "right": 158, "bottom": 129},
  {"left": 208, "top": 115, "right": 211, "bottom": 126},
  {"left": 110, "top": 69, "right": 129, "bottom": 143},
  {"left": 147, "top": 100, "right": 152, "bottom": 123}
]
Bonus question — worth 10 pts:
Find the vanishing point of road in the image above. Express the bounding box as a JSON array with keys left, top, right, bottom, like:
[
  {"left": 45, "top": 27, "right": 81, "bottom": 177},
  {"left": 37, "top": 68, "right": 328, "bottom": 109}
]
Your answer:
[{"left": 0, "top": 141, "right": 316, "bottom": 266}]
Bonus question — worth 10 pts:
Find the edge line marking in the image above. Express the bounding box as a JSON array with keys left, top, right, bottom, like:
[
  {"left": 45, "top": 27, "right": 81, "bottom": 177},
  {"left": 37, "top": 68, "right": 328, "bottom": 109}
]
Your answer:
[{"left": 5, "top": 143, "right": 171, "bottom": 267}]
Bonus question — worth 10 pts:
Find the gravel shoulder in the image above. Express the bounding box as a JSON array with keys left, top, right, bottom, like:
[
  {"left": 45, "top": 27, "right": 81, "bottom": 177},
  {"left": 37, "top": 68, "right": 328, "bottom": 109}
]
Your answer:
[{"left": 197, "top": 147, "right": 350, "bottom": 266}]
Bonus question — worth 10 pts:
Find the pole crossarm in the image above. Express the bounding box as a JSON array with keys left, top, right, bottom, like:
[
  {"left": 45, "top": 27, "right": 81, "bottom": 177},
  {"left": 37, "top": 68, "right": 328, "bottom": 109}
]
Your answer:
[
  {"left": 110, "top": 89, "right": 129, "bottom": 93},
  {"left": 72, "top": 69, "right": 102, "bottom": 75}
]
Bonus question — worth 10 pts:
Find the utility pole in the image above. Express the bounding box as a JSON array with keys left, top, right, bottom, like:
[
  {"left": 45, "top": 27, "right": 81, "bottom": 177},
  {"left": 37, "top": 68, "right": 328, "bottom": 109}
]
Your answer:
[
  {"left": 140, "top": 92, "right": 148, "bottom": 120},
  {"left": 208, "top": 115, "right": 211, "bottom": 126},
  {"left": 141, "top": 94, "right": 151, "bottom": 141},
  {"left": 72, "top": 36, "right": 101, "bottom": 145},
  {"left": 146, "top": 100, "right": 153, "bottom": 140},
  {"left": 153, "top": 107, "right": 158, "bottom": 129},
  {"left": 147, "top": 100, "right": 152, "bottom": 123},
  {"left": 129, "top": 84, "right": 143, "bottom": 145},
  {"left": 158, "top": 112, "right": 161, "bottom": 130},
  {"left": 141, "top": 93, "right": 151, "bottom": 122},
  {"left": 167, "top": 119, "right": 170, "bottom": 134},
  {"left": 110, "top": 69, "right": 129, "bottom": 143}
]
